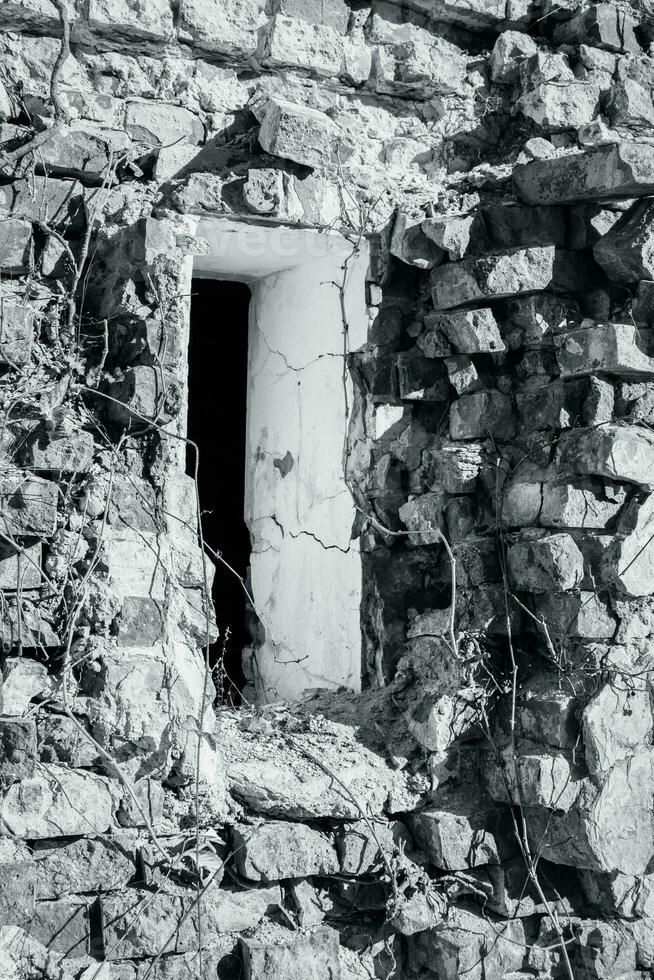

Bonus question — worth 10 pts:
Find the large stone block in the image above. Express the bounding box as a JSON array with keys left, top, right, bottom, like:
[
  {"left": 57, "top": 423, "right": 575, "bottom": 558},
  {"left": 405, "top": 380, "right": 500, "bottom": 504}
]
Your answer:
[
  {"left": 30, "top": 897, "right": 92, "bottom": 958},
  {"left": 232, "top": 822, "right": 338, "bottom": 881},
  {"left": 0, "top": 218, "right": 32, "bottom": 273},
  {"left": 553, "top": 3, "right": 640, "bottom": 52},
  {"left": 270, "top": 0, "right": 349, "bottom": 33},
  {"left": 0, "top": 861, "right": 35, "bottom": 929},
  {"left": 88, "top": 0, "right": 174, "bottom": 39},
  {"left": 519, "top": 79, "right": 601, "bottom": 132},
  {"left": 0, "top": 766, "right": 116, "bottom": 838},
  {"left": 507, "top": 532, "right": 584, "bottom": 592},
  {"left": 0, "top": 718, "right": 36, "bottom": 785},
  {"left": 601, "top": 493, "right": 654, "bottom": 597},
  {"left": 527, "top": 748, "right": 654, "bottom": 874},
  {"left": 258, "top": 14, "right": 344, "bottom": 77},
  {"left": 409, "top": 790, "right": 513, "bottom": 870},
  {"left": 490, "top": 29, "right": 537, "bottom": 83},
  {"left": 103, "top": 886, "right": 280, "bottom": 958},
  {"left": 0, "top": 542, "right": 41, "bottom": 590},
  {"left": 22, "top": 427, "right": 96, "bottom": 474},
  {"left": 99, "top": 529, "right": 167, "bottom": 599},
  {"left": 408, "top": 907, "right": 525, "bottom": 980},
  {"left": 554, "top": 322, "right": 654, "bottom": 376},
  {"left": 529, "top": 591, "right": 616, "bottom": 638},
  {"left": 335, "top": 819, "right": 410, "bottom": 876},
  {"left": 1, "top": 658, "right": 51, "bottom": 716},
  {"left": 608, "top": 78, "right": 654, "bottom": 131},
  {"left": 514, "top": 144, "right": 654, "bottom": 205},
  {"left": 486, "top": 746, "right": 583, "bottom": 811},
  {"left": 0, "top": 472, "right": 58, "bottom": 536},
  {"left": 449, "top": 390, "right": 516, "bottom": 440},
  {"left": 594, "top": 200, "right": 654, "bottom": 283},
  {"left": 516, "top": 673, "right": 580, "bottom": 748},
  {"left": 177, "top": 0, "right": 265, "bottom": 55},
  {"left": 0, "top": 294, "right": 35, "bottom": 367},
  {"left": 241, "top": 926, "right": 341, "bottom": 980},
  {"left": 557, "top": 424, "right": 654, "bottom": 489},
  {"left": 37, "top": 128, "right": 111, "bottom": 180},
  {"left": 397, "top": 351, "right": 448, "bottom": 402},
  {"left": 583, "top": 680, "right": 653, "bottom": 781},
  {"left": 0, "top": 177, "right": 84, "bottom": 231},
  {"left": 431, "top": 246, "right": 556, "bottom": 309},
  {"left": 434, "top": 307, "right": 504, "bottom": 354},
  {"left": 540, "top": 481, "right": 626, "bottom": 529},
  {"left": 399, "top": 492, "right": 444, "bottom": 545},
  {"left": 125, "top": 101, "right": 204, "bottom": 146},
  {"left": 32, "top": 837, "right": 136, "bottom": 899}
]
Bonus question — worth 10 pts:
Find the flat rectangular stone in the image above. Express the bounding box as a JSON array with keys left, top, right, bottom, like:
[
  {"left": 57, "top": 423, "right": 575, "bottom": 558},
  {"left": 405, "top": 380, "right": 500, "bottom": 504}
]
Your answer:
[
  {"left": 0, "top": 218, "right": 32, "bottom": 273},
  {"left": 258, "top": 97, "right": 341, "bottom": 170},
  {"left": 0, "top": 294, "right": 35, "bottom": 367},
  {"left": 30, "top": 897, "right": 92, "bottom": 958},
  {"left": 0, "top": 718, "right": 37, "bottom": 783},
  {"left": 409, "top": 789, "right": 514, "bottom": 870},
  {"left": 0, "top": 542, "right": 41, "bottom": 590},
  {"left": 241, "top": 926, "right": 341, "bottom": 980},
  {"left": 554, "top": 323, "right": 654, "bottom": 377},
  {"left": 514, "top": 144, "right": 654, "bottom": 205},
  {"left": 553, "top": 3, "right": 640, "bottom": 52},
  {"left": 0, "top": 473, "right": 58, "bottom": 537},
  {"left": 431, "top": 247, "right": 555, "bottom": 309},
  {"left": 0, "top": 766, "right": 115, "bottom": 838},
  {"left": 557, "top": 423, "right": 654, "bottom": 488}
]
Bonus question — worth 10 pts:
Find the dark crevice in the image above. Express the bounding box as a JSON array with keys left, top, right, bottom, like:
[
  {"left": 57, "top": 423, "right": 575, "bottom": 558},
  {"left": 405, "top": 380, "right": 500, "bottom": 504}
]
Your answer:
[{"left": 187, "top": 279, "right": 252, "bottom": 703}]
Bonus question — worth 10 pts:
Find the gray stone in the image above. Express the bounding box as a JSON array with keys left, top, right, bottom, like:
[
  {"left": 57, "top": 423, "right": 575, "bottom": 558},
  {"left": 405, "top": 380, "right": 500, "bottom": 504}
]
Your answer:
[
  {"left": 23, "top": 427, "right": 96, "bottom": 474},
  {"left": 0, "top": 718, "right": 36, "bottom": 785},
  {"left": 434, "top": 307, "right": 504, "bottom": 354},
  {"left": 30, "top": 897, "right": 92, "bottom": 958},
  {"left": 399, "top": 492, "right": 443, "bottom": 545},
  {"left": 36, "top": 714, "right": 98, "bottom": 767},
  {"left": 232, "top": 822, "right": 339, "bottom": 881},
  {"left": 514, "top": 144, "right": 654, "bottom": 205},
  {"left": 431, "top": 246, "right": 555, "bottom": 309},
  {"left": 391, "top": 212, "right": 444, "bottom": 270},
  {"left": 0, "top": 176, "right": 84, "bottom": 231},
  {"left": 114, "top": 596, "right": 164, "bottom": 646},
  {"left": 1, "top": 658, "right": 51, "bottom": 716},
  {"left": 270, "top": 0, "right": 350, "bottom": 33},
  {"left": 177, "top": 0, "right": 265, "bottom": 56},
  {"left": 38, "top": 128, "right": 111, "bottom": 180},
  {"left": 481, "top": 203, "right": 567, "bottom": 250},
  {"left": 335, "top": 819, "right": 410, "bottom": 876},
  {"left": 0, "top": 766, "right": 116, "bottom": 838},
  {"left": 88, "top": 0, "right": 174, "bottom": 40},
  {"left": 397, "top": 350, "right": 448, "bottom": 402},
  {"left": 602, "top": 493, "right": 654, "bottom": 597},
  {"left": 0, "top": 543, "right": 41, "bottom": 590},
  {"left": 0, "top": 472, "right": 58, "bottom": 537},
  {"left": 241, "top": 925, "right": 341, "bottom": 980},
  {"left": 507, "top": 532, "right": 585, "bottom": 592},
  {"left": 583, "top": 375, "right": 615, "bottom": 425},
  {"left": 529, "top": 590, "right": 616, "bottom": 639},
  {"left": 553, "top": 3, "right": 640, "bottom": 52},
  {"left": 0, "top": 861, "right": 35, "bottom": 929},
  {"left": 486, "top": 746, "right": 583, "bottom": 810},
  {"left": 125, "top": 101, "right": 204, "bottom": 146},
  {"left": 555, "top": 323, "right": 654, "bottom": 377},
  {"left": 444, "top": 355, "right": 480, "bottom": 395},
  {"left": 490, "top": 30, "right": 537, "bottom": 83},
  {"left": 583, "top": 680, "right": 653, "bottom": 781},
  {"left": 0, "top": 295, "right": 35, "bottom": 367},
  {"left": 519, "top": 79, "right": 601, "bottom": 132},
  {"left": 408, "top": 907, "right": 525, "bottom": 980},
  {"left": 608, "top": 79, "right": 654, "bottom": 131},
  {"left": 258, "top": 15, "right": 344, "bottom": 78},
  {"left": 557, "top": 424, "right": 654, "bottom": 489},
  {"left": 103, "top": 886, "right": 280, "bottom": 958},
  {"left": 595, "top": 200, "right": 654, "bottom": 283},
  {"left": 449, "top": 390, "right": 516, "bottom": 440},
  {"left": 409, "top": 790, "right": 512, "bottom": 870},
  {"left": 516, "top": 673, "right": 580, "bottom": 748},
  {"left": 258, "top": 98, "right": 347, "bottom": 170},
  {"left": 421, "top": 214, "right": 475, "bottom": 260},
  {"left": 32, "top": 837, "right": 136, "bottom": 899},
  {"left": 0, "top": 218, "right": 32, "bottom": 273},
  {"left": 540, "top": 482, "right": 626, "bottom": 529}
]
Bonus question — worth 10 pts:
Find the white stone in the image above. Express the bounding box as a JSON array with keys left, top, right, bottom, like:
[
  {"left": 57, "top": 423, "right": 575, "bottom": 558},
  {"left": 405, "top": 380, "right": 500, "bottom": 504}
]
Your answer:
[
  {"left": 583, "top": 681, "right": 653, "bottom": 781},
  {"left": 0, "top": 767, "right": 116, "bottom": 838}
]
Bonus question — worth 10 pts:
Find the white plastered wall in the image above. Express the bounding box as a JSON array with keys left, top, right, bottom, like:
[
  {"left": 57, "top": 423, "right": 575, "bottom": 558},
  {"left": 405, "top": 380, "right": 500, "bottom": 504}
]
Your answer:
[{"left": 193, "top": 219, "right": 369, "bottom": 703}]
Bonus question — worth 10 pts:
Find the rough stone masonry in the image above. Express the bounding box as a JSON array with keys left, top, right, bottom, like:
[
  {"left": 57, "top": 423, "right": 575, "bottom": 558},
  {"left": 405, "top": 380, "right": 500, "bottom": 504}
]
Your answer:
[{"left": 3, "top": 0, "right": 654, "bottom": 977}]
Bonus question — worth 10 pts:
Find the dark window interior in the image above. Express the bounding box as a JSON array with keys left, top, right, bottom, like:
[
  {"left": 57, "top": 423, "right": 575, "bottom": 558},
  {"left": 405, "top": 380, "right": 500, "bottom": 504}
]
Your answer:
[{"left": 187, "top": 279, "right": 252, "bottom": 704}]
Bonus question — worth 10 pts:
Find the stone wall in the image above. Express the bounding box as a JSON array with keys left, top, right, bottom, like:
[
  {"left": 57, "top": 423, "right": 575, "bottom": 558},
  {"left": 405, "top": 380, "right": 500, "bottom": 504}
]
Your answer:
[{"left": 2, "top": 0, "right": 654, "bottom": 977}]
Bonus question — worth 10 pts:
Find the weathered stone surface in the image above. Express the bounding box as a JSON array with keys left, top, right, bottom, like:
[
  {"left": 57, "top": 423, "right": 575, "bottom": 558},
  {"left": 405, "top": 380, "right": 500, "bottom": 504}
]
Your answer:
[
  {"left": 409, "top": 790, "right": 512, "bottom": 870},
  {"left": 0, "top": 718, "right": 36, "bottom": 785},
  {"left": 258, "top": 14, "right": 344, "bottom": 77},
  {"left": 529, "top": 590, "right": 616, "bottom": 639},
  {"left": 36, "top": 714, "right": 98, "bottom": 767},
  {"left": 125, "top": 101, "right": 204, "bottom": 146},
  {"left": 514, "top": 144, "right": 654, "bottom": 205},
  {"left": 450, "top": 390, "right": 516, "bottom": 440},
  {"left": 0, "top": 218, "right": 32, "bottom": 273},
  {"left": 0, "top": 472, "right": 58, "bottom": 537},
  {"left": 271, "top": 0, "right": 349, "bottom": 33},
  {"left": 515, "top": 673, "right": 580, "bottom": 748},
  {"left": 232, "top": 822, "right": 339, "bottom": 881},
  {"left": 32, "top": 837, "right": 135, "bottom": 899},
  {"left": 241, "top": 925, "right": 341, "bottom": 980},
  {"left": 30, "top": 897, "right": 92, "bottom": 958},
  {"left": 391, "top": 212, "right": 444, "bottom": 270},
  {"left": 555, "top": 322, "right": 654, "bottom": 377},
  {"left": 507, "top": 532, "right": 584, "bottom": 592},
  {"left": 23, "top": 427, "right": 96, "bottom": 473},
  {"left": 595, "top": 200, "right": 654, "bottom": 283},
  {"left": 482, "top": 202, "right": 567, "bottom": 250},
  {"left": 434, "top": 307, "right": 504, "bottom": 354},
  {"left": 490, "top": 30, "right": 537, "bottom": 83},
  {"left": 0, "top": 294, "right": 34, "bottom": 367},
  {"left": 431, "top": 246, "right": 555, "bottom": 309},
  {"left": 519, "top": 79, "right": 601, "bottom": 132},
  {"left": 103, "top": 886, "right": 280, "bottom": 958},
  {"left": 399, "top": 492, "right": 443, "bottom": 545},
  {"left": 583, "top": 680, "right": 653, "bottom": 781},
  {"left": 528, "top": 749, "right": 654, "bottom": 874},
  {"left": 1, "top": 658, "right": 51, "bottom": 716},
  {"left": 421, "top": 214, "right": 475, "bottom": 260},
  {"left": 540, "top": 481, "right": 625, "bottom": 529},
  {"left": 0, "top": 861, "right": 35, "bottom": 929},
  {"left": 486, "top": 746, "right": 583, "bottom": 810},
  {"left": 602, "top": 493, "right": 654, "bottom": 597},
  {"left": 335, "top": 819, "right": 410, "bottom": 876},
  {"left": 397, "top": 350, "right": 448, "bottom": 402},
  {"left": 0, "top": 766, "right": 115, "bottom": 838},
  {"left": 444, "top": 355, "right": 479, "bottom": 395},
  {"left": 553, "top": 3, "right": 640, "bottom": 52},
  {"left": 178, "top": 0, "right": 265, "bottom": 55},
  {"left": 113, "top": 596, "right": 164, "bottom": 646},
  {"left": 557, "top": 424, "right": 654, "bottom": 489},
  {"left": 0, "top": 542, "right": 41, "bottom": 590},
  {"left": 408, "top": 907, "right": 525, "bottom": 980},
  {"left": 258, "top": 98, "right": 345, "bottom": 169},
  {"left": 608, "top": 78, "right": 654, "bottom": 131}
]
